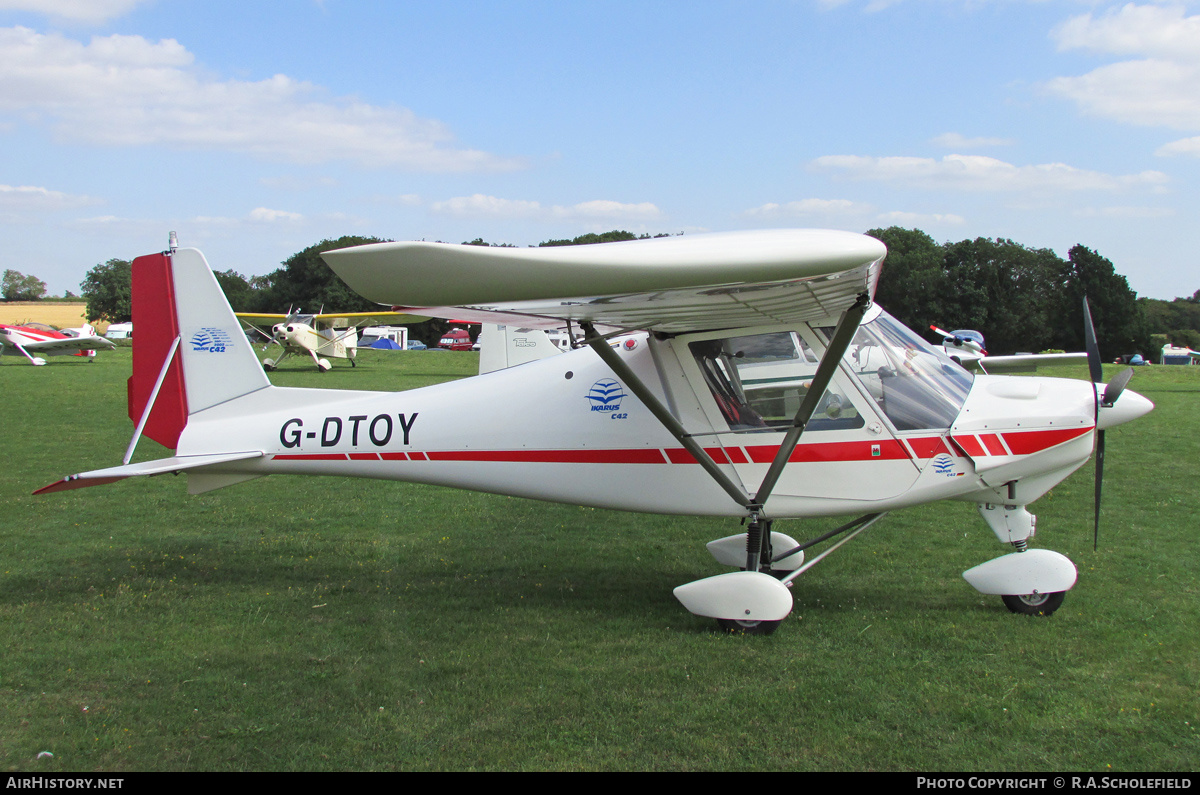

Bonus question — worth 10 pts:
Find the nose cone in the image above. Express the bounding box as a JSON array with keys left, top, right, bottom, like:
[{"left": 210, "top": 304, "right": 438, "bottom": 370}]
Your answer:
[{"left": 1096, "top": 387, "right": 1154, "bottom": 430}]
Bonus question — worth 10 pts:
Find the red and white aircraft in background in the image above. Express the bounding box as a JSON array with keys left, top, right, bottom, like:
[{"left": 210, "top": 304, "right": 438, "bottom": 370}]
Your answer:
[
  {"left": 37, "top": 230, "right": 1152, "bottom": 634},
  {"left": 0, "top": 321, "right": 115, "bottom": 365}
]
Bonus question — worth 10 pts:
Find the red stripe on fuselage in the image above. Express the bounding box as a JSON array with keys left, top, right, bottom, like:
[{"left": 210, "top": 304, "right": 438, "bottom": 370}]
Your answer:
[
  {"left": 427, "top": 449, "right": 669, "bottom": 464},
  {"left": 746, "top": 439, "right": 910, "bottom": 464},
  {"left": 1000, "top": 426, "right": 1091, "bottom": 455},
  {"left": 263, "top": 427, "right": 1091, "bottom": 468},
  {"left": 981, "top": 433, "right": 1007, "bottom": 456}
]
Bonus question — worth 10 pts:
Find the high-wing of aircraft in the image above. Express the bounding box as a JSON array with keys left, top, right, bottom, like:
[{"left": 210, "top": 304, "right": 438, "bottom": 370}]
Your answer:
[
  {"left": 37, "top": 230, "right": 1153, "bottom": 635},
  {"left": 237, "top": 310, "right": 426, "bottom": 371},
  {"left": 0, "top": 321, "right": 115, "bottom": 365},
  {"left": 931, "top": 325, "right": 1088, "bottom": 373}
]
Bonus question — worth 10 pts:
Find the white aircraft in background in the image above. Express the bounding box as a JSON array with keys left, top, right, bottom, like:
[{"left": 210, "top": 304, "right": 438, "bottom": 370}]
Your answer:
[
  {"left": 39, "top": 230, "right": 1152, "bottom": 634},
  {"left": 238, "top": 310, "right": 425, "bottom": 371},
  {"left": 0, "top": 321, "right": 115, "bottom": 365},
  {"left": 1160, "top": 344, "right": 1200, "bottom": 365},
  {"left": 931, "top": 325, "right": 1087, "bottom": 374}
]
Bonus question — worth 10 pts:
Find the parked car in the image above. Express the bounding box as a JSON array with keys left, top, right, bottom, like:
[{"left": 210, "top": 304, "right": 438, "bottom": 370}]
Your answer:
[{"left": 437, "top": 328, "right": 473, "bottom": 350}]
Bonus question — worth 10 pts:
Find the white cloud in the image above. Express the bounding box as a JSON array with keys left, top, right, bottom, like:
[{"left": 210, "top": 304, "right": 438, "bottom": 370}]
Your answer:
[
  {"left": 1046, "top": 4, "right": 1200, "bottom": 131},
  {"left": 810, "top": 154, "right": 1168, "bottom": 192},
  {"left": 259, "top": 175, "right": 339, "bottom": 191},
  {"left": 930, "top": 132, "right": 1015, "bottom": 149},
  {"left": 248, "top": 207, "right": 303, "bottom": 223},
  {"left": 555, "top": 200, "right": 661, "bottom": 221},
  {"left": 0, "top": 26, "right": 523, "bottom": 172},
  {"left": 1052, "top": 3, "right": 1200, "bottom": 62},
  {"left": 431, "top": 194, "right": 662, "bottom": 221},
  {"left": 0, "top": 0, "right": 150, "bottom": 25},
  {"left": 876, "top": 210, "right": 966, "bottom": 225},
  {"left": 0, "top": 183, "right": 98, "bottom": 210},
  {"left": 742, "top": 198, "right": 871, "bottom": 218},
  {"left": 431, "top": 194, "right": 542, "bottom": 218},
  {"left": 1156, "top": 135, "right": 1200, "bottom": 156}
]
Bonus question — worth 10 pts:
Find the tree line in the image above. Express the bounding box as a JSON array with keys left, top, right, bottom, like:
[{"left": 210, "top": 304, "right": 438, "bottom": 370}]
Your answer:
[
  {"left": 866, "top": 227, "right": 1155, "bottom": 360},
  {"left": 71, "top": 227, "right": 1193, "bottom": 359}
]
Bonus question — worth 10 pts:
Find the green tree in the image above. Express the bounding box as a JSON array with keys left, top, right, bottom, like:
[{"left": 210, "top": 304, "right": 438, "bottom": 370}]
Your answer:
[
  {"left": 939, "top": 238, "right": 1061, "bottom": 355},
  {"left": 2, "top": 269, "right": 48, "bottom": 301},
  {"left": 80, "top": 258, "right": 132, "bottom": 322},
  {"left": 1052, "top": 245, "right": 1148, "bottom": 360},
  {"left": 213, "top": 269, "right": 256, "bottom": 312},
  {"left": 538, "top": 230, "right": 671, "bottom": 247},
  {"left": 250, "top": 237, "right": 389, "bottom": 314},
  {"left": 1139, "top": 292, "right": 1200, "bottom": 346},
  {"left": 865, "top": 227, "right": 949, "bottom": 335}
]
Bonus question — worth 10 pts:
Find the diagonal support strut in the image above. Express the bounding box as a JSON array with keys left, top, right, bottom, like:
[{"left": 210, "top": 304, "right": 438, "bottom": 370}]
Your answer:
[{"left": 580, "top": 322, "right": 752, "bottom": 510}]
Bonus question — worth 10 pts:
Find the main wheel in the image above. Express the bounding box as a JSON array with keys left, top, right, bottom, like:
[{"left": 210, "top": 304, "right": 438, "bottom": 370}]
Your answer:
[
  {"left": 1001, "top": 591, "right": 1065, "bottom": 616},
  {"left": 317, "top": 358, "right": 332, "bottom": 372},
  {"left": 263, "top": 358, "right": 276, "bottom": 372},
  {"left": 716, "top": 618, "right": 781, "bottom": 636}
]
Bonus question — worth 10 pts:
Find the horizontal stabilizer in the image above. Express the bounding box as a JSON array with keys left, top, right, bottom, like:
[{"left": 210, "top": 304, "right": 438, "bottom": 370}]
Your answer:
[{"left": 34, "top": 451, "right": 263, "bottom": 495}]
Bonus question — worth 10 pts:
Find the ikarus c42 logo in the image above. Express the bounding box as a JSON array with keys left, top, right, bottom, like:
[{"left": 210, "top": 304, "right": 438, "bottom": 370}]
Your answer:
[
  {"left": 931, "top": 454, "right": 963, "bottom": 477},
  {"left": 190, "top": 327, "right": 234, "bottom": 353},
  {"left": 586, "top": 379, "right": 628, "bottom": 419}
]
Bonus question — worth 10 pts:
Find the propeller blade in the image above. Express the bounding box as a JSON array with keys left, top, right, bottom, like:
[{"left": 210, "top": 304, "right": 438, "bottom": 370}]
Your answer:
[
  {"left": 1082, "top": 296, "right": 1103, "bottom": 385},
  {"left": 1102, "top": 366, "right": 1134, "bottom": 406},
  {"left": 1093, "top": 429, "right": 1105, "bottom": 551},
  {"left": 1082, "top": 295, "right": 1105, "bottom": 551}
]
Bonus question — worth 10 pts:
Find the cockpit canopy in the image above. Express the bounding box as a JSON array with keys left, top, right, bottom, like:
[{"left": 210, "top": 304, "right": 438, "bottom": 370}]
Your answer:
[{"left": 689, "top": 306, "right": 974, "bottom": 434}]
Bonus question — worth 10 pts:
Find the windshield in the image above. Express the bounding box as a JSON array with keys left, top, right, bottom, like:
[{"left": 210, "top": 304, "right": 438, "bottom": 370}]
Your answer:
[{"left": 837, "top": 309, "right": 974, "bottom": 431}]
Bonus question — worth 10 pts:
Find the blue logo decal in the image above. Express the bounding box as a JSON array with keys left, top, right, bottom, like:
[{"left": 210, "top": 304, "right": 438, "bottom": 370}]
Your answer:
[
  {"left": 586, "top": 379, "right": 627, "bottom": 412},
  {"left": 190, "top": 327, "right": 234, "bottom": 353},
  {"left": 931, "top": 454, "right": 960, "bottom": 477}
]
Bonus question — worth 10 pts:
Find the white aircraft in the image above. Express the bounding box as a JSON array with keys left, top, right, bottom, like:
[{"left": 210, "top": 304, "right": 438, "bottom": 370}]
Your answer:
[
  {"left": 37, "top": 230, "right": 1153, "bottom": 634},
  {"left": 931, "top": 325, "right": 1087, "bottom": 373},
  {"left": 0, "top": 321, "right": 115, "bottom": 365},
  {"left": 1160, "top": 344, "right": 1199, "bottom": 365},
  {"left": 238, "top": 310, "right": 425, "bottom": 371}
]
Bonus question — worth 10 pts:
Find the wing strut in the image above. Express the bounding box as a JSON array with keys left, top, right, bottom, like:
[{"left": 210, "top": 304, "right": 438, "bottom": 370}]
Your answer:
[
  {"left": 751, "top": 293, "right": 871, "bottom": 510},
  {"left": 579, "top": 322, "right": 752, "bottom": 510}
]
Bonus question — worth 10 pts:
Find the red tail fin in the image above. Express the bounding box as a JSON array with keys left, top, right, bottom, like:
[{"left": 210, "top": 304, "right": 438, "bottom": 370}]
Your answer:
[{"left": 127, "top": 252, "right": 189, "bottom": 449}]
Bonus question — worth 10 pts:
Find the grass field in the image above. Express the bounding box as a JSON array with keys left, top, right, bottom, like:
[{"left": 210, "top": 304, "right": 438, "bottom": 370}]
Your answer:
[{"left": 1, "top": 348, "right": 1197, "bottom": 771}]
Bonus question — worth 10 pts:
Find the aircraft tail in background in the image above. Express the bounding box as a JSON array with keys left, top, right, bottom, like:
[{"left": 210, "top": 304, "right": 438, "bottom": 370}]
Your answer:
[{"left": 477, "top": 324, "right": 564, "bottom": 375}]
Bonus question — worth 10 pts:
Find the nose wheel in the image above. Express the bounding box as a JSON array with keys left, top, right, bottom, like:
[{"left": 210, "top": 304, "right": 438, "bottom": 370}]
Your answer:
[{"left": 1001, "top": 591, "right": 1065, "bottom": 616}]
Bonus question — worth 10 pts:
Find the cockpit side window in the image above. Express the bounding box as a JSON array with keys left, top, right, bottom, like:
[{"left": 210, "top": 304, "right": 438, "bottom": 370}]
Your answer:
[{"left": 689, "top": 331, "right": 865, "bottom": 432}]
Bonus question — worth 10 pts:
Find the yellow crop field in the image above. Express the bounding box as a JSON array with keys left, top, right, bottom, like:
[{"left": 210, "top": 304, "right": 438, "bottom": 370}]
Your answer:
[{"left": 0, "top": 302, "right": 107, "bottom": 332}]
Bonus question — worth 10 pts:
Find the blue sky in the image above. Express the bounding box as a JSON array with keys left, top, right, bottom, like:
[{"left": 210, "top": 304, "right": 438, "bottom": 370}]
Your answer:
[{"left": 2, "top": 0, "right": 1197, "bottom": 301}]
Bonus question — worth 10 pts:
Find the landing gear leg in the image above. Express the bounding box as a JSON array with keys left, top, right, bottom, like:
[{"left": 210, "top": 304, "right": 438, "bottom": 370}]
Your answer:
[{"left": 717, "top": 516, "right": 782, "bottom": 635}]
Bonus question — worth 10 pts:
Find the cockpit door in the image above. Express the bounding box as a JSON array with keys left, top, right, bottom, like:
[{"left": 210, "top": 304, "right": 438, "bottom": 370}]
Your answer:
[{"left": 677, "top": 324, "right": 922, "bottom": 507}]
